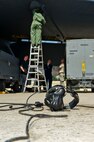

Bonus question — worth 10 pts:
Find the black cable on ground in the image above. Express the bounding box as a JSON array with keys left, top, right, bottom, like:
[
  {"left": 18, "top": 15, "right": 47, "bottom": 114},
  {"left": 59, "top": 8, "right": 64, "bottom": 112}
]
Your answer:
[
  {"left": 1, "top": 92, "right": 94, "bottom": 142},
  {"left": 78, "top": 105, "right": 94, "bottom": 109},
  {"left": 0, "top": 103, "right": 25, "bottom": 111},
  {"left": 0, "top": 91, "right": 69, "bottom": 142},
  {"left": 4, "top": 102, "right": 94, "bottom": 142},
  {"left": 0, "top": 91, "right": 68, "bottom": 142},
  {"left": 25, "top": 92, "right": 37, "bottom": 106},
  {"left": 5, "top": 115, "right": 33, "bottom": 142},
  {"left": 5, "top": 112, "right": 68, "bottom": 142},
  {"left": 0, "top": 92, "right": 38, "bottom": 111}
]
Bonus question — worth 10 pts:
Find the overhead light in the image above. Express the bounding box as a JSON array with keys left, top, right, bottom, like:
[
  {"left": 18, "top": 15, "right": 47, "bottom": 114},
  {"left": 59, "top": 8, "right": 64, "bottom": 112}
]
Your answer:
[{"left": 42, "top": 40, "right": 61, "bottom": 44}]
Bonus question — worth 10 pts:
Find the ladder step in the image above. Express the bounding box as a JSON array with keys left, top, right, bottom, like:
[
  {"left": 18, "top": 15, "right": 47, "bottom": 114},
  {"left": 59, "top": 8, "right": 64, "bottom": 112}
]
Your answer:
[
  {"left": 39, "top": 80, "right": 46, "bottom": 81},
  {"left": 30, "top": 59, "right": 38, "bottom": 61},
  {"left": 29, "top": 65, "right": 38, "bottom": 68},
  {"left": 31, "top": 47, "right": 39, "bottom": 49},
  {"left": 27, "top": 73, "right": 45, "bottom": 76},
  {"left": 28, "top": 71, "right": 44, "bottom": 74},
  {"left": 28, "top": 71, "right": 38, "bottom": 73},
  {"left": 32, "top": 85, "right": 47, "bottom": 88},
  {"left": 31, "top": 53, "right": 39, "bottom": 55},
  {"left": 26, "top": 78, "right": 45, "bottom": 81},
  {"left": 27, "top": 78, "right": 38, "bottom": 81},
  {"left": 31, "top": 50, "right": 39, "bottom": 52},
  {"left": 30, "top": 58, "right": 38, "bottom": 60}
]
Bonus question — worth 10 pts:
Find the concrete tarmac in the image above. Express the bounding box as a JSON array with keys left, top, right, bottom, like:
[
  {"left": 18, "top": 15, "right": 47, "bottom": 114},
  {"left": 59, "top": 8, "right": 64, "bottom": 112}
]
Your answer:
[{"left": 0, "top": 91, "right": 94, "bottom": 142}]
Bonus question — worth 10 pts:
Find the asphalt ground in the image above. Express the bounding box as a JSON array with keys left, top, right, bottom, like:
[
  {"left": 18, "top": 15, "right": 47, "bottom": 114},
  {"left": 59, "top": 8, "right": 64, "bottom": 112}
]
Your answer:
[{"left": 0, "top": 91, "right": 94, "bottom": 142}]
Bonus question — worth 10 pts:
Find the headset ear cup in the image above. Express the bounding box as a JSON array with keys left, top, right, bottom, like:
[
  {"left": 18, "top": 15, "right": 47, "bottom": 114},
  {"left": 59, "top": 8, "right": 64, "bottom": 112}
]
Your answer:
[
  {"left": 44, "top": 98, "right": 50, "bottom": 107},
  {"left": 69, "top": 92, "right": 79, "bottom": 109}
]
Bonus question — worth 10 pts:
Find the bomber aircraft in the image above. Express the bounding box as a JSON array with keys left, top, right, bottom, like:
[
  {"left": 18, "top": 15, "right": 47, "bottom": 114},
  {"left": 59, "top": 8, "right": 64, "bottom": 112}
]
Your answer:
[{"left": 0, "top": 0, "right": 94, "bottom": 41}]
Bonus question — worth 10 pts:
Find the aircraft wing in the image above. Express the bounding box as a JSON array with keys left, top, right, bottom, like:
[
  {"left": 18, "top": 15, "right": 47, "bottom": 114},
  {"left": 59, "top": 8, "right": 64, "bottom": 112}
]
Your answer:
[{"left": 0, "top": 0, "right": 94, "bottom": 40}]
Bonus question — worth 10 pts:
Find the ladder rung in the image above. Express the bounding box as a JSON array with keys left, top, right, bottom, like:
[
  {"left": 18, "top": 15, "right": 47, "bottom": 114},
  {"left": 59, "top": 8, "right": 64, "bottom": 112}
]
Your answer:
[
  {"left": 27, "top": 78, "right": 38, "bottom": 81},
  {"left": 31, "top": 53, "right": 39, "bottom": 55},
  {"left": 38, "top": 68, "right": 43, "bottom": 70},
  {"left": 39, "top": 80, "right": 46, "bottom": 81},
  {"left": 28, "top": 71, "right": 38, "bottom": 73},
  {"left": 30, "top": 59, "right": 38, "bottom": 61},
  {"left": 33, "top": 50, "right": 39, "bottom": 52},
  {"left": 31, "top": 47, "right": 38, "bottom": 49},
  {"left": 32, "top": 85, "right": 46, "bottom": 87},
  {"left": 27, "top": 78, "right": 45, "bottom": 81},
  {"left": 27, "top": 73, "right": 44, "bottom": 75},
  {"left": 29, "top": 65, "right": 38, "bottom": 68}
]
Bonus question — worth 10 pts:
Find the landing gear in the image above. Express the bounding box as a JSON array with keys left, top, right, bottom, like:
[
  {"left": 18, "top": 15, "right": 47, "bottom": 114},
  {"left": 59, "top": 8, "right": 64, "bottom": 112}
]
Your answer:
[
  {"left": 91, "top": 88, "right": 94, "bottom": 92},
  {"left": 0, "top": 80, "right": 5, "bottom": 91},
  {"left": 11, "top": 81, "right": 20, "bottom": 92}
]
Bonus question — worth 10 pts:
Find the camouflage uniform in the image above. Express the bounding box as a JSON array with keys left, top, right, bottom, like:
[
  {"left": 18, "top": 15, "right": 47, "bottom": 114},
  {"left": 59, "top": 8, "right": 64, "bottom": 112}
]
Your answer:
[{"left": 30, "top": 10, "right": 46, "bottom": 46}]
